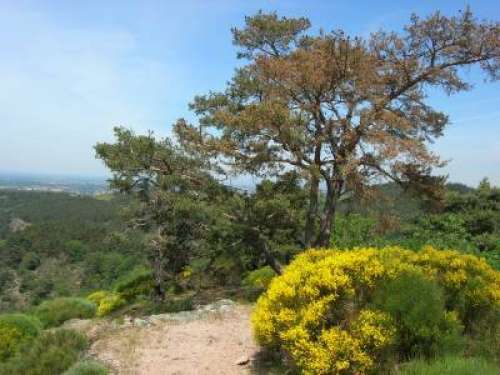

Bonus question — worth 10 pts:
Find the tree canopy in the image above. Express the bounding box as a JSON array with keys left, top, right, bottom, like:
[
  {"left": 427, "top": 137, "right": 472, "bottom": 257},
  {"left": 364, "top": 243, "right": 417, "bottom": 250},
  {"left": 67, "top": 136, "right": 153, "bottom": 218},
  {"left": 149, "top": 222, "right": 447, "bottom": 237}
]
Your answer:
[
  {"left": 175, "top": 9, "right": 499, "bottom": 246},
  {"left": 95, "top": 127, "right": 220, "bottom": 297}
]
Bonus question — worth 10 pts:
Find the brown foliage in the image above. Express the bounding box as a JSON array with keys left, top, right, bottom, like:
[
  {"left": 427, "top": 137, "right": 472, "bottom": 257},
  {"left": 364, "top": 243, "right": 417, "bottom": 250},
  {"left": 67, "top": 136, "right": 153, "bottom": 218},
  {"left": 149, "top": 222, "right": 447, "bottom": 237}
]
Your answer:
[{"left": 175, "top": 9, "right": 499, "bottom": 246}]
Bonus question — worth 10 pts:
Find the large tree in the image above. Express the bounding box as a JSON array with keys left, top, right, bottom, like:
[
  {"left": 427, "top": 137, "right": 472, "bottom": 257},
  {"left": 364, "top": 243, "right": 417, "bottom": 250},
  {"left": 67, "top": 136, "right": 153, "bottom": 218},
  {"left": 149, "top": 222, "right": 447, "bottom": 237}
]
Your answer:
[{"left": 175, "top": 9, "right": 499, "bottom": 247}]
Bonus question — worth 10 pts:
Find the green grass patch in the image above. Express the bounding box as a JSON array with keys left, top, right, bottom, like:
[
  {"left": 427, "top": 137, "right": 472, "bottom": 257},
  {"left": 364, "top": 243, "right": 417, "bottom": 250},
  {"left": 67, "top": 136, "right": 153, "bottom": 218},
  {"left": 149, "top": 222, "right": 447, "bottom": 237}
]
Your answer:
[
  {"left": 398, "top": 356, "right": 500, "bottom": 375},
  {"left": 63, "top": 360, "right": 108, "bottom": 375}
]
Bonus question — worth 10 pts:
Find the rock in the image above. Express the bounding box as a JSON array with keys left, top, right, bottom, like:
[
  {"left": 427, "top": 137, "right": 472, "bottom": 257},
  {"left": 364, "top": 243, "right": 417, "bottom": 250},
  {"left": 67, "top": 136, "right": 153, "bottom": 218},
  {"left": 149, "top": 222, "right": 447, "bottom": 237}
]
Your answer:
[
  {"left": 9, "top": 218, "right": 31, "bottom": 232},
  {"left": 235, "top": 356, "right": 250, "bottom": 366},
  {"left": 214, "top": 299, "right": 235, "bottom": 307},
  {"left": 200, "top": 299, "right": 236, "bottom": 314},
  {"left": 128, "top": 299, "right": 237, "bottom": 327},
  {"left": 134, "top": 318, "right": 148, "bottom": 327},
  {"left": 219, "top": 305, "right": 233, "bottom": 313},
  {"left": 148, "top": 315, "right": 165, "bottom": 325}
]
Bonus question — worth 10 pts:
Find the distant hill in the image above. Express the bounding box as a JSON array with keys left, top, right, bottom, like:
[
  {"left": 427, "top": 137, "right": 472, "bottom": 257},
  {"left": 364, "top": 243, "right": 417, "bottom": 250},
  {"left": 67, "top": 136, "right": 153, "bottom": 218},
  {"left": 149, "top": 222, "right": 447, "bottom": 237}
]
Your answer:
[{"left": 0, "top": 190, "right": 120, "bottom": 237}]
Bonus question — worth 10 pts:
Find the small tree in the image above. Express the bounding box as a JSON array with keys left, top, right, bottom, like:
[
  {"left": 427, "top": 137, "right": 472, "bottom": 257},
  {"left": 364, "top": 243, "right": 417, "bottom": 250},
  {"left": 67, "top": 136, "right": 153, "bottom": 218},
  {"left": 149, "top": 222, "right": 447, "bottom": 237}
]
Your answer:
[
  {"left": 175, "top": 9, "right": 499, "bottom": 247},
  {"left": 95, "top": 127, "right": 218, "bottom": 299}
]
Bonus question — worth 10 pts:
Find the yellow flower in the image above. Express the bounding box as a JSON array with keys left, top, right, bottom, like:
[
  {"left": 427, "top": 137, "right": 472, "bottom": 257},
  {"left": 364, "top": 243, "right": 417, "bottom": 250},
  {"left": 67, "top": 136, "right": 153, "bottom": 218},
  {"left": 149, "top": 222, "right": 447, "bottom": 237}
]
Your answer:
[{"left": 252, "top": 246, "right": 500, "bottom": 374}]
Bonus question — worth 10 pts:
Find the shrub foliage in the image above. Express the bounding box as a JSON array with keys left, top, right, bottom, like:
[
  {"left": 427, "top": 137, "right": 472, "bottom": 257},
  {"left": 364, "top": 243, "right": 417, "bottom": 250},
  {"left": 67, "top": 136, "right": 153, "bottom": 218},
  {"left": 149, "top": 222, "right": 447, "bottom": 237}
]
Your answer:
[
  {"left": 252, "top": 246, "right": 500, "bottom": 374},
  {"left": 0, "top": 329, "right": 88, "bottom": 375},
  {"left": 0, "top": 313, "right": 41, "bottom": 360},
  {"left": 242, "top": 266, "right": 276, "bottom": 300},
  {"left": 34, "top": 297, "right": 96, "bottom": 327},
  {"left": 113, "top": 267, "right": 154, "bottom": 301}
]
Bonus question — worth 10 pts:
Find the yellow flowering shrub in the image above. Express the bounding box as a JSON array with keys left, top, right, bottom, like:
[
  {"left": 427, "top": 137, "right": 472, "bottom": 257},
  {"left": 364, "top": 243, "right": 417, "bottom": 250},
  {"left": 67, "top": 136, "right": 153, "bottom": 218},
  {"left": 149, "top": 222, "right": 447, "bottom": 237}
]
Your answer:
[
  {"left": 87, "top": 290, "right": 126, "bottom": 317},
  {"left": 86, "top": 290, "right": 108, "bottom": 306},
  {"left": 252, "top": 246, "right": 500, "bottom": 374},
  {"left": 97, "top": 293, "right": 126, "bottom": 317}
]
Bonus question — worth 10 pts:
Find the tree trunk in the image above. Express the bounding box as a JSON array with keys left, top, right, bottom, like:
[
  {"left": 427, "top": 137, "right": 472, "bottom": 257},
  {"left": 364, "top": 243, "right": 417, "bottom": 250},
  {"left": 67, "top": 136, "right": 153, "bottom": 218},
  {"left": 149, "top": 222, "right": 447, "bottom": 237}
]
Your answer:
[
  {"left": 315, "top": 181, "right": 339, "bottom": 247},
  {"left": 305, "top": 145, "right": 322, "bottom": 248},
  {"left": 152, "top": 257, "right": 165, "bottom": 301},
  {"left": 262, "top": 240, "right": 284, "bottom": 275},
  {"left": 304, "top": 174, "right": 319, "bottom": 248},
  {"left": 151, "top": 228, "right": 166, "bottom": 301},
  {"left": 248, "top": 226, "right": 284, "bottom": 275}
]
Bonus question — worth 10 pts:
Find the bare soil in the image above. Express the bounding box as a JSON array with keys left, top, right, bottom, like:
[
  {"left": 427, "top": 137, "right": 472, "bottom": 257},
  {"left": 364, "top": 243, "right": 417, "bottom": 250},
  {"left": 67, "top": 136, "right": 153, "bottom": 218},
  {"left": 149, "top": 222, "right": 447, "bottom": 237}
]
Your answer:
[{"left": 90, "top": 305, "right": 261, "bottom": 375}]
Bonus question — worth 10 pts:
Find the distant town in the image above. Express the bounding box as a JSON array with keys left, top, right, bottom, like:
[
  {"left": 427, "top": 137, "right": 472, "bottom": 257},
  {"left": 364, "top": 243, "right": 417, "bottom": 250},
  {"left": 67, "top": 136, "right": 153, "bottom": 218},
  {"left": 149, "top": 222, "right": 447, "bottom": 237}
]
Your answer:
[{"left": 0, "top": 172, "right": 109, "bottom": 196}]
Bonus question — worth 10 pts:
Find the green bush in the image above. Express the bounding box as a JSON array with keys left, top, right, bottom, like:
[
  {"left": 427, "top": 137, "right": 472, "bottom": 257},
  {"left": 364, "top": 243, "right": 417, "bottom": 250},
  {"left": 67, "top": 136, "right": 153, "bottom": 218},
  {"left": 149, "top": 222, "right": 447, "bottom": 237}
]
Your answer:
[
  {"left": 397, "top": 356, "right": 500, "bottom": 375},
  {"left": 138, "top": 294, "right": 195, "bottom": 315},
  {"left": 373, "top": 272, "right": 465, "bottom": 359},
  {"left": 399, "top": 214, "right": 474, "bottom": 252},
  {"left": 113, "top": 266, "right": 153, "bottom": 301},
  {"left": 0, "top": 313, "right": 41, "bottom": 360},
  {"left": 0, "top": 269, "right": 14, "bottom": 290},
  {"left": 63, "top": 360, "right": 108, "bottom": 375},
  {"left": 20, "top": 252, "right": 41, "bottom": 270},
  {"left": 331, "top": 214, "right": 378, "bottom": 248},
  {"left": 64, "top": 240, "right": 88, "bottom": 262},
  {"left": 0, "top": 329, "right": 88, "bottom": 375},
  {"left": 242, "top": 266, "right": 276, "bottom": 300},
  {"left": 34, "top": 297, "right": 96, "bottom": 327},
  {"left": 82, "top": 251, "right": 140, "bottom": 290}
]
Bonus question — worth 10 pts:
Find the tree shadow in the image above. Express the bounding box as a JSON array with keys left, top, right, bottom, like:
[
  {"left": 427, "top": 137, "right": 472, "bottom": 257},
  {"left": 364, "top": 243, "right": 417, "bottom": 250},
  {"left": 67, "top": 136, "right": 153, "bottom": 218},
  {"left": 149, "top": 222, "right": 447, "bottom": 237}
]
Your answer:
[{"left": 248, "top": 349, "right": 295, "bottom": 375}]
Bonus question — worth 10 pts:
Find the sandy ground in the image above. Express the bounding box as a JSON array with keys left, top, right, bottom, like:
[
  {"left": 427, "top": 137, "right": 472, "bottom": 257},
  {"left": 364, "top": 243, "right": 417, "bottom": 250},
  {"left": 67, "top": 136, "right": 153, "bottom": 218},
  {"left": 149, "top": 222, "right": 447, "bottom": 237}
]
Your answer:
[{"left": 90, "top": 305, "right": 260, "bottom": 375}]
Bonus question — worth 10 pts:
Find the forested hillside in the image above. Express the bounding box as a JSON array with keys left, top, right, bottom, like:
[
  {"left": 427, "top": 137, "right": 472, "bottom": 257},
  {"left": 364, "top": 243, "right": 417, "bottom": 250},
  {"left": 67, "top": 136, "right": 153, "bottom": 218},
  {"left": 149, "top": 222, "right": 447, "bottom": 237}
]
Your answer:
[
  {"left": 1, "top": 6, "right": 499, "bottom": 374},
  {"left": 1, "top": 178, "right": 498, "bottom": 314},
  {"left": 0, "top": 191, "right": 146, "bottom": 312},
  {"left": 334, "top": 179, "right": 500, "bottom": 268}
]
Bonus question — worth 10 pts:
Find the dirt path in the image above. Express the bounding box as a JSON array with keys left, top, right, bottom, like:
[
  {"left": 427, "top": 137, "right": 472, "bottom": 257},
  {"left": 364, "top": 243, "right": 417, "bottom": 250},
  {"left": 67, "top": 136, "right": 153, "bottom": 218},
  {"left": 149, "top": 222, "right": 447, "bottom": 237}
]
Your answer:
[{"left": 90, "top": 304, "right": 261, "bottom": 375}]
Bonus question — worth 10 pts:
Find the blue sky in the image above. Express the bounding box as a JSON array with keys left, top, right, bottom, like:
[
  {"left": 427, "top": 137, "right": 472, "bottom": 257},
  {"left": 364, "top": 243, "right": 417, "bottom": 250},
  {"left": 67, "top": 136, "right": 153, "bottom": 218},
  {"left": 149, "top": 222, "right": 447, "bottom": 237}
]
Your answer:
[{"left": 0, "top": 0, "right": 498, "bottom": 186}]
